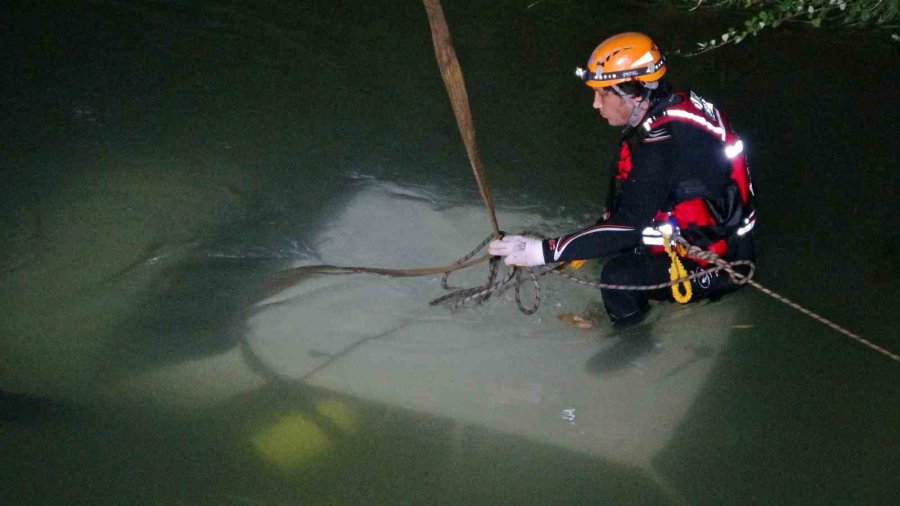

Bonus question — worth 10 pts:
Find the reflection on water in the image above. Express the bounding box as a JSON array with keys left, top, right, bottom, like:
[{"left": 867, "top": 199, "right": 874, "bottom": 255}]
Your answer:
[{"left": 2, "top": 1, "right": 898, "bottom": 504}]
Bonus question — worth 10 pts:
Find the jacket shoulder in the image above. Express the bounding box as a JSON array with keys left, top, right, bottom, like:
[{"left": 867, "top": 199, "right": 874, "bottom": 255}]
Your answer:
[{"left": 642, "top": 91, "right": 728, "bottom": 142}]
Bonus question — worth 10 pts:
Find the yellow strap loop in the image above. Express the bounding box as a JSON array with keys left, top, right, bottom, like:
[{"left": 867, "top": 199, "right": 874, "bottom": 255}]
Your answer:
[{"left": 663, "top": 233, "right": 692, "bottom": 303}]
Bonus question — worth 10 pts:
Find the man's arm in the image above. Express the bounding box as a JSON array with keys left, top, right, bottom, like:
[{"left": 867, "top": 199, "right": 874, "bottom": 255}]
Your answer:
[{"left": 542, "top": 138, "right": 674, "bottom": 263}]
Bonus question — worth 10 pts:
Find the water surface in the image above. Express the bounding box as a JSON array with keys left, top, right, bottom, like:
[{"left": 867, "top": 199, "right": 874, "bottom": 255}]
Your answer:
[{"left": 2, "top": 1, "right": 898, "bottom": 504}]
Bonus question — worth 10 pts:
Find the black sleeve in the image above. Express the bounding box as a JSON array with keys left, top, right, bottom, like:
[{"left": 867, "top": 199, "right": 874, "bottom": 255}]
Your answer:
[{"left": 541, "top": 137, "right": 675, "bottom": 263}]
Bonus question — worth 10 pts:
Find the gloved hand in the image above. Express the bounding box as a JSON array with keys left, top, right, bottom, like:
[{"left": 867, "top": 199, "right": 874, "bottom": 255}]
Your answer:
[{"left": 488, "top": 235, "right": 546, "bottom": 267}]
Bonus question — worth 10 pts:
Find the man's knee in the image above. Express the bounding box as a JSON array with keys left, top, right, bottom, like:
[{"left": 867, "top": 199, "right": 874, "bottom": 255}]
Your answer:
[
  {"left": 599, "top": 255, "right": 649, "bottom": 322},
  {"left": 600, "top": 255, "right": 640, "bottom": 286}
]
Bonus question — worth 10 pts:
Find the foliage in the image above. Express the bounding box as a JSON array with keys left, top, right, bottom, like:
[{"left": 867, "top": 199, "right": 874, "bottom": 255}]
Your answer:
[{"left": 673, "top": 0, "right": 900, "bottom": 54}]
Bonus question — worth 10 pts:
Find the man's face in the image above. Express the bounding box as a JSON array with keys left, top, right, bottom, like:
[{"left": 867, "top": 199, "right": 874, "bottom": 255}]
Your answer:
[{"left": 593, "top": 87, "right": 633, "bottom": 127}]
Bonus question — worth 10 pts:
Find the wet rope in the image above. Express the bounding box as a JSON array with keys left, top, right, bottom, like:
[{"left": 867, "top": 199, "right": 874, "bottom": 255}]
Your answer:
[
  {"left": 422, "top": 0, "right": 500, "bottom": 239},
  {"left": 428, "top": 235, "right": 895, "bottom": 361},
  {"left": 427, "top": 234, "right": 899, "bottom": 363},
  {"left": 264, "top": 252, "right": 490, "bottom": 295},
  {"left": 677, "top": 239, "right": 899, "bottom": 362},
  {"left": 266, "top": 0, "right": 498, "bottom": 296},
  {"left": 426, "top": 234, "right": 743, "bottom": 312},
  {"left": 746, "top": 282, "right": 900, "bottom": 362}
]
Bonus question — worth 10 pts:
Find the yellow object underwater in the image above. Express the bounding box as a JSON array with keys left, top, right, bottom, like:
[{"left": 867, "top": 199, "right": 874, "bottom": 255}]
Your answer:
[{"left": 251, "top": 399, "right": 356, "bottom": 472}]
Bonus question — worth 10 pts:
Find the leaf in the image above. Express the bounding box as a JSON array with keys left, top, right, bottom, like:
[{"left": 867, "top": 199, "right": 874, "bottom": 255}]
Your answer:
[{"left": 557, "top": 313, "right": 596, "bottom": 329}]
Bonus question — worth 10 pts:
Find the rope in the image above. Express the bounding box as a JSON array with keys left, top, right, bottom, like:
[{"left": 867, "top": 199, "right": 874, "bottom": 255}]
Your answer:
[
  {"left": 265, "top": 251, "right": 490, "bottom": 295},
  {"left": 676, "top": 238, "right": 898, "bottom": 362},
  {"left": 744, "top": 279, "right": 900, "bottom": 362},
  {"left": 422, "top": 0, "right": 500, "bottom": 239},
  {"left": 425, "top": 234, "right": 899, "bottom": 364},
  {"left": 425, "top": 233, "right": 739, "bottom": 312},
  {"left": 265, "top": 0, "right": 499, "bottom": 297}
]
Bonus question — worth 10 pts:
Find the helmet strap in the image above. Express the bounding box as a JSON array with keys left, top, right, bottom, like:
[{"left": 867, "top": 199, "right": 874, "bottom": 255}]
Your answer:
[{"left": 612, "top": 84, "right": 653, "bottom": 127}]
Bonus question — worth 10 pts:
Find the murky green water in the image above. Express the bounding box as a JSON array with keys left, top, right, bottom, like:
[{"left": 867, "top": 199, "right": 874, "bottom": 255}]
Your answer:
[{"left": 2, "top": 1, "right": 898, "bottom": 504}]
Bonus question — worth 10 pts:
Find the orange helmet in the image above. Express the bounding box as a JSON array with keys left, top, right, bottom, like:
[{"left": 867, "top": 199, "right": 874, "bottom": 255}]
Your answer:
[{"left": 575, "top": 32, "right": 666, "bottom": 89}]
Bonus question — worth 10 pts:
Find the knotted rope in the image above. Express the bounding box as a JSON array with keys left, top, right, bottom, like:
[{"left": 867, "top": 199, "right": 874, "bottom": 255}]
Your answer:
[
  {"left": 426, "top": 234, "right": 750, "bottom": 313},
  {"left": 426, "top": 233, "right": 898, "bottom": 363}
]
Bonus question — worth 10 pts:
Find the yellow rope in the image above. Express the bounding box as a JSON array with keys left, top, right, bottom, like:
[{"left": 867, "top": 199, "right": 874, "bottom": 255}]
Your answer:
[{"left": 664, "top": 233, "right": 692, "bottom": 303}]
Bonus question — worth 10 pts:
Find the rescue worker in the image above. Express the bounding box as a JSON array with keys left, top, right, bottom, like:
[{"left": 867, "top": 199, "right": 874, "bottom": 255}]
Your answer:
[{"left": 489, "top": 32, "right": 757, "bottom": 324}]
